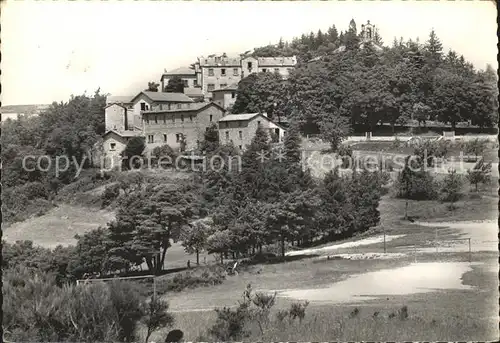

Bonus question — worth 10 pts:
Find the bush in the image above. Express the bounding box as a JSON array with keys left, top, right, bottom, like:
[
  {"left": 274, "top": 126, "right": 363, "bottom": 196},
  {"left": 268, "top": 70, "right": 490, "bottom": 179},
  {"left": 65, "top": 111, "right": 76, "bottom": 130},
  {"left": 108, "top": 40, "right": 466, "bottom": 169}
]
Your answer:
[
  {"left": 413, "top": 139, "right": 450, "bottom": 167},
  {"left": 440, "top": 169, "right": 464, "bottom": 203},
  {"left": 156, "top": 265, "right": 226, "bottom": 294},
  {"left": 101, "top": 183, "right": 121, "bottom": 207},
  {"left": 3, "top": 268, "right": 155, "bottom": 342}
]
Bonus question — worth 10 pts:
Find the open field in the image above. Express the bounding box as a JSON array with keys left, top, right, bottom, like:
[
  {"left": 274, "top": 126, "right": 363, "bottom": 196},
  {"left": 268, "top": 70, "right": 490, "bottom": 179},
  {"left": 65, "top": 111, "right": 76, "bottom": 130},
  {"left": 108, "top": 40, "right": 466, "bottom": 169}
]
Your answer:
[{"left": 3, "top": 170, "right": 497, "bottom": 341}]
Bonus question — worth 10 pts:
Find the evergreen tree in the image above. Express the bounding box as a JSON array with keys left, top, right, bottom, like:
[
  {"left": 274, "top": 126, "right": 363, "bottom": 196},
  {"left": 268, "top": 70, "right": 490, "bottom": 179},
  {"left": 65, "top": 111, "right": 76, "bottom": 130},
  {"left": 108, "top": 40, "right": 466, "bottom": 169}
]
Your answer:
[
  {"left": 425, "top": 29, "right": 443, "bottom": 68},
  {"left": 283, "top": 121, "right": 302, "bottom": 164}
]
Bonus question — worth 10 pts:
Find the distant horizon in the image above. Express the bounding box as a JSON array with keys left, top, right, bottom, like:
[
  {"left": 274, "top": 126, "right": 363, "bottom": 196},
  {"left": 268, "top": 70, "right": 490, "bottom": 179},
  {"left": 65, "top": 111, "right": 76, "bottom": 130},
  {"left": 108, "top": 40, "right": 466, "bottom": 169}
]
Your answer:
[{"left": 2, "top": 1, "right": 497, "bottom": 106}]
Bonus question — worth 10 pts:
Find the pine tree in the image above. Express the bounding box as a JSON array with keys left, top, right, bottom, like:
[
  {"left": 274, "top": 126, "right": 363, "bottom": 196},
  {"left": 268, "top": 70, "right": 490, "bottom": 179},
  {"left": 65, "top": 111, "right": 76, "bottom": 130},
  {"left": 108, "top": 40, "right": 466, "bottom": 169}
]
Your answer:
[
  {"left": 283, "top": 121, "right": 302, "bottom": 164},
  {"left": 425, "top": 29, "right": 443, "bottom": 68}
]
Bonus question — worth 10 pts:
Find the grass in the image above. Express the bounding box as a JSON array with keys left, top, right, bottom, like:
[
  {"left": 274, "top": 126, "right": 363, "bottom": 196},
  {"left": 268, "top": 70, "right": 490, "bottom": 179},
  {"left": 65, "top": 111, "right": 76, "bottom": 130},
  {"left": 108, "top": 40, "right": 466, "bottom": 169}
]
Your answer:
[
  {"left": 141, "top": 252, "right": 498, "bottom": 342},
  {"left": 2, "top": 204, "right": 116, "bottom": 248}
]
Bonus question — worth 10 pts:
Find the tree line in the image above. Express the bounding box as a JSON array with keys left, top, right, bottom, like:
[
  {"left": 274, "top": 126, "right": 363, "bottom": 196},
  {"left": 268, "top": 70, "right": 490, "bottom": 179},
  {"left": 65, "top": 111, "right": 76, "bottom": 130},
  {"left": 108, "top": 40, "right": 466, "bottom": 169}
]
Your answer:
[{"left": 232, "top": 21, "right": 498, "bottom": 149}]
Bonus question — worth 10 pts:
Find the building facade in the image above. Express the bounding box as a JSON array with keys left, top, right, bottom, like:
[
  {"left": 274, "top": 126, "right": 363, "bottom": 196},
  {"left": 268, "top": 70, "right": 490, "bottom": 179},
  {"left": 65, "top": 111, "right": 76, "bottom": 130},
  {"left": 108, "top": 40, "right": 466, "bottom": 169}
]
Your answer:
[
  {"left": 192, "top": 54, "right": 297, "bottom": 99},
  {"left": 218, "top": 113, "right": 286, "bottom": 150},
  {"left": 102, "top": 130, "right": 143, "bottom": 169},
  {"left": 160, "top": 67, "right": 199, "bottom": 91},
  {"left": 141, "top": 102, "right": 225, "bottom": 152},
  {"left": 211, "top": 83, "right": 238, "bottom": 110}
]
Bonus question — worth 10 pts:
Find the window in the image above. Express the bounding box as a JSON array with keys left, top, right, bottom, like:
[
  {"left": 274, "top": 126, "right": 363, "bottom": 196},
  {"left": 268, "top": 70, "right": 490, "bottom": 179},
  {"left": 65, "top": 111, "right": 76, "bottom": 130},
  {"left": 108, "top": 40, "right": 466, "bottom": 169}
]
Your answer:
[
  {"left": 231, "top": 92, "right": 236, "bottom": 99},
  {"left": 208, "top": 68, "right": 214, "bottom": 76},
  {"left": 172, "top": 115, "right": 175, "bottom": 123},
  {"left": 262, "top": 68, "right": 267, "bottom": 73},
  {"left": 168, "top": 103, "right": 172, "bottom": 110},
  {"left": 183, "top": 79, "right": 189, "bottom": 87},
  {"left": 181, "top": 114, "right": 184, "bottom": 122},
  {"left": 193, "top": 80, "right": 198, "bottom": 87},
  {"left": 257, "top": 121, "right": 261, "bottom": 126},
  {"left": 110, "top": 143, "right": 116, "bottom": 151},
  {"left": 247, "top": 62, "right": 253, "bottom": 69},
  {"left": 225, "top": 131, "right": 229, "bottom": 141},
  {"left": 163, "top": 134, "right": 167, "bottom": 142},
  {"left": 233, "top": 68, "right": 239, "bottom": 76},
  {"left": 176, "top": 133, "right": 182, "bottom": 143},
  {"left": 177, "top": 103, "right": 182, "bottom": 109},
  {"left": 274, "top": 68, "right": 279, "bottom": 73},
  {"left": 210, "top": 115, "right": 213, "bottom": 122},
  {"left": 146, "top": 105, "right": 149, "bottom": 110},
  {"left": 220, "top": 83, "right": 227, "bottom": 89},
  {"left": 190, "top": 115, "right": 193, "bottom": 122},
  {"left": 186, "top": 103, "right": 190, "bottom": 109},
  {"left": 140, "top": 102, "right": 146, "bottom": 111},
  {"left": 238, "top": 131, "right": 243, "bottom": 139},
  {"left": 221, "top": 68, "right": 226, "bottom": 76},
  {"left": 207, "top": 84, "right": 215, "bottom": 91},
  {"left": 163, "top": 115, "right": 167, "bottom": 123},
  {"left": 239, "top": 145, "right": 242, "bottom": 150},
  {"left": 155, "top": 115, "right": 158, "bottom": 124},
  {"left": 148, "top": 135, "right": 154, "bottom": 143},
  {"left": 160, "top": 104, "right": 163, "bottom": 110},
  {"left": 145, "top": 116, "right": 150, "bottom": 124}
]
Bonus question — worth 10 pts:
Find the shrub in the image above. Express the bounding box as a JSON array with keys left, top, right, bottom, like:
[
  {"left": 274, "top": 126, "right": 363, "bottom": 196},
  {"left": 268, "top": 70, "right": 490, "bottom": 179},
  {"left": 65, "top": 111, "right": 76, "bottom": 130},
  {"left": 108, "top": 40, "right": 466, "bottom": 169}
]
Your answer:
[
  {"left": 3, "top": 268, "right": 153, "bottom": 342},
  {"left": 20, "top": 182, "right": 50, "bottom": 200},
  {"left": 288, "top": 300, "right": 309, "bottom": 323},
  {"left": 398, "top": 305, "right": 409, "bottom": 320},
  {"left": 413, "top": 139, "right": 450, "bottom": 167},
  {"left": 440, "top": 169, "right": 464, "bottom": 203},
  {"left": 466, "top": 159, "right": 492, "bottom": 191},
  {"left": 156, "top": 265, "right": 226, "bottom": 294},
  {"left": 101, "top": 183, "right": 121, "bottom": 207}
]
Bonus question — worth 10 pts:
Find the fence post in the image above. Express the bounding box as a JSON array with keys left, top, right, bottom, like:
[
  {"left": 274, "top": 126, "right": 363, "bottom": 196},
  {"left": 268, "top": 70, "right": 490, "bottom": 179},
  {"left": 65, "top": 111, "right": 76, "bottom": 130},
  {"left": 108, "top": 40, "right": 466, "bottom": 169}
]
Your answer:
[
  {"left": 468, "top": 238, "right": 471, "bottom": 263},
  {"left": 153, "top": 277, "right": 157, "bottom": 300},
  {"left": 435, "top": 228, "right": 438, "bottom": 253},
  {"left": 383, "top": 227, "right": 386, "bottom": 253}
]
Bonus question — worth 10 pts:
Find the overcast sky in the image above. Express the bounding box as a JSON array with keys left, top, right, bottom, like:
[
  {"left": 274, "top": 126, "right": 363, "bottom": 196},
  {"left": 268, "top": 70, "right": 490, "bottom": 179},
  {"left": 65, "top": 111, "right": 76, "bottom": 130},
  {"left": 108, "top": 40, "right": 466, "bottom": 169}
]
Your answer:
[{"left": 1, "top": 0, "right": 497, "bottom": 106}]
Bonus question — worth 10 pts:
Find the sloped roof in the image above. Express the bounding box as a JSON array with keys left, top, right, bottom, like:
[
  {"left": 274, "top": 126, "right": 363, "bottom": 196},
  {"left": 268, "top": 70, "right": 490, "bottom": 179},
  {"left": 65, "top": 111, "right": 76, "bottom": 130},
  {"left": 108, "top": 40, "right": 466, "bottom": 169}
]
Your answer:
[
  {"left": 143, "top": 101, "right": 225, "bottom": 114},
  {"left": 106, "top": 95, "right": 134, "bottom": 104},
  {"left": 212, "top": 83, "right": 239, "bottom": 92},
  {"left": 219, "top": 112, "right": 286, "bottom": 130},
  {"left": 103, "top": 130, "right": 144, "bottom": 138},
  {"left": 164, "top": 67, "right": 195, "bottom": 76},
  {"left": 131, "top": 91, "right": 194, "bottom": 103},
  {"left": 197, "top": 56, "right": 241, "bottom": 66},
  {"left": 183, "top": 88, "right": 205, "bottom": 97},
  {"left": 218, "top": 113, "right": 260, "bottom": 122}
]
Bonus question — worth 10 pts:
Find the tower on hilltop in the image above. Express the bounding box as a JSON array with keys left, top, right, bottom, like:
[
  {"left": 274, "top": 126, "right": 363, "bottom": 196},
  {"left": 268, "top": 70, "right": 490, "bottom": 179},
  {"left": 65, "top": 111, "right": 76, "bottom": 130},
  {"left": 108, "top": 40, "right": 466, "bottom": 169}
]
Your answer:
[{"left": 360, "top": 20, "right": 377, "bottom": 44}]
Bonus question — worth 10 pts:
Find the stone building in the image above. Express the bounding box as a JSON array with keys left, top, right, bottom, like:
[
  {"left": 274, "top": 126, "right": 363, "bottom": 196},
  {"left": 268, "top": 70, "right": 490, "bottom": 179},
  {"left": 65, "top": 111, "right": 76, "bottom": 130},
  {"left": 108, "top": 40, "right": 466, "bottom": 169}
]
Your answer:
[
  {"left": 211, "top": 83, "right": 238, "bottom": 110},
  {"left": 159, "top": 67, "right": 205, "bottom": 101},
  {"left": 192, "top": 54, "right": 296, "bottom": 99},
  {"left": 218, "top": 112, "right": 286, "bottom": 151},
  {"left": 101, "top": 130, "right": 143, "bottom": 169},
  {"left": 141, "top": 102, "right": 225, "bottom": 152}
]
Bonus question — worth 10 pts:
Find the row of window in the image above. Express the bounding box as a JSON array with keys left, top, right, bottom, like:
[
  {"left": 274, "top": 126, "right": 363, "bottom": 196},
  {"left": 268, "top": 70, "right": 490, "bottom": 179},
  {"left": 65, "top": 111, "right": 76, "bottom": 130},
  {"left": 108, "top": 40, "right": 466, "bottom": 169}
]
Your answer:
[
  {"left": 219, "top": 121, "right": 245, "bottom": 128},
  {"left": 208, "top": 68, "right": 239, "bottom": 77},
  {"left": 141, "top": 102, "right": 191, "bottom": 111},
  {"left": 145, "top": 114, "right": 213, "bottom": 124},
  {"left": 224, "top": 131, "right": 244, "bottom": 140},
  {"left": 147, "top": 133, "right": 184, "bottom": 144},
  {"left": 183, "top": 79, "right": 198, "bottom": 87}
]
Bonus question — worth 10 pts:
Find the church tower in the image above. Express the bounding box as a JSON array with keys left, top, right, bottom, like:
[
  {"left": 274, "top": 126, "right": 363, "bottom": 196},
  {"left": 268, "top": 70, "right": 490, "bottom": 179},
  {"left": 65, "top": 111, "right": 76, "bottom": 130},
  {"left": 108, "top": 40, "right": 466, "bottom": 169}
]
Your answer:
[{"left": 360, "top": 20, "right": 377, "bottom": 44}]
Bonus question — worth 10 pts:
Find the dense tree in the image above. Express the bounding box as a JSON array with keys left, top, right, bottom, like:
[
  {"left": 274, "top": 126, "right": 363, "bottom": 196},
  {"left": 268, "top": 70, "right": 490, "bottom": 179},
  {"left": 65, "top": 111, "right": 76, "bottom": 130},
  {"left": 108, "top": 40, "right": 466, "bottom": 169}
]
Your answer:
[
  {"left": 121, "top": 136, "right": 146, "bottom": 170},
  {"left": 181, "top": 219, "right": 214, "bottom": 265},
  {"left": 146, "top": 82, "right": 160, "bottom": 92},
  {"left": 165, "top": 76, "right": 185, "bottom": 93},
  {"left": 466, "top": 158, "right": 492, "bottom": 191},
  {"left": 232, "top": 72, "right": 285, "bottom": 121}
]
